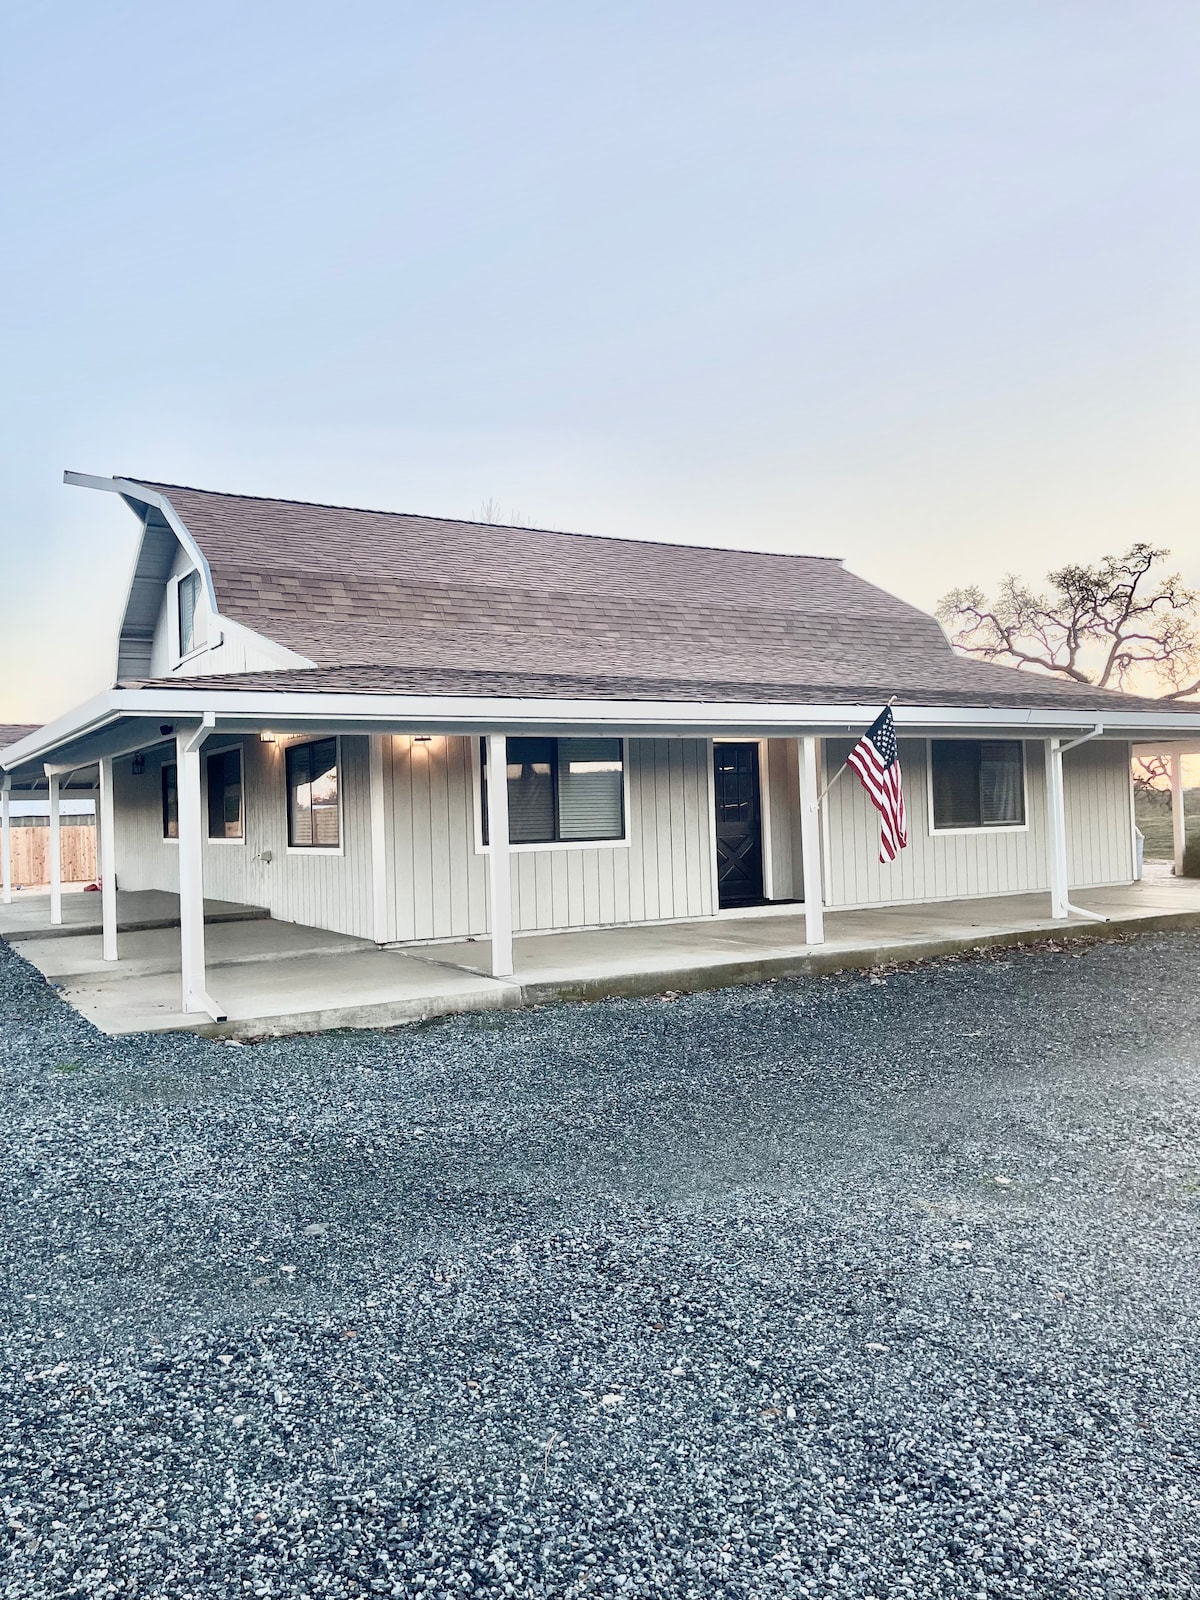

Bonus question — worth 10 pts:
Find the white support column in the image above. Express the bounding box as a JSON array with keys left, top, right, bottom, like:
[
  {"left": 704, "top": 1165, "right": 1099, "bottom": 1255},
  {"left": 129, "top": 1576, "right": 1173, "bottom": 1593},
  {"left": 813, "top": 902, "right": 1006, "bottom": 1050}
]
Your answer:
[
  {"left": 798, "top": 735, "right": 825, "bottom": 946},
  {"left": 177, "top": 727, "right": 210, "bottom": 1012},
  {"left": 485, "top": 733, "right": 514, "bottom": 978},
  {"left": 1170, "top": 752, "right": 1187, "bottom": 876},
  {"left": 47, "top": 772, "right": 62, "bottom": 925},
  {"left": 97, "top": 757, "right": 117, "bottom": 960},
  {"left": 1, "top": 780, "right": 11, "bottom": 905},
  {"left": 1045, "top": 738, "right": 1070, "bottom": 919},
  {"left": 369, "top": 734, "right": 389, "bottom": 944}
]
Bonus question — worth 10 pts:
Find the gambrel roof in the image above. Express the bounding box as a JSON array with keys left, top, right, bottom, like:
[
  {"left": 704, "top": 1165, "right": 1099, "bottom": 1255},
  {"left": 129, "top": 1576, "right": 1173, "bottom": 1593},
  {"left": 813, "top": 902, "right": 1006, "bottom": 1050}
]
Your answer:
[{"left": 113, "top": 479, "right": 1180, "bottom": 714}]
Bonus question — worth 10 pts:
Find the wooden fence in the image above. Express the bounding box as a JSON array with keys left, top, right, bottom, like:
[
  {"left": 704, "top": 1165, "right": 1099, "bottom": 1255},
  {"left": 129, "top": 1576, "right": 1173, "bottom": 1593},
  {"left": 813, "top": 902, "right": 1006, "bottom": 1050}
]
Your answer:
[{"left": 10, "top": 825, "right": 97, "bottom": 887}]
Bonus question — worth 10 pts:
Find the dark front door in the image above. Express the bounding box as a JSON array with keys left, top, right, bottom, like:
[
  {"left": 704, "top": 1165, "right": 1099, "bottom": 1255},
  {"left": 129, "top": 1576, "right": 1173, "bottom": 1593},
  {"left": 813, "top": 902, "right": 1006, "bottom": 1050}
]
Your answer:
[{"left": 713, "top": 742, "right": 764, "bottom": 907}]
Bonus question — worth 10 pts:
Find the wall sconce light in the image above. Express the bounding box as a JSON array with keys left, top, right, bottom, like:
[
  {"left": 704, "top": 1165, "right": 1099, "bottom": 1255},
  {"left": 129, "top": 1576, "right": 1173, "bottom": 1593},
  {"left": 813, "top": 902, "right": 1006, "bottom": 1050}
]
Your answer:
[
  {"left": 260, "top": 730, "right": 276, "bottom": 744},
  {"left": 413, "top": 734, "right": 432, "bottom": 744},
  {"left": 131, "top": 753, "right": 145, "bottom": 776}
]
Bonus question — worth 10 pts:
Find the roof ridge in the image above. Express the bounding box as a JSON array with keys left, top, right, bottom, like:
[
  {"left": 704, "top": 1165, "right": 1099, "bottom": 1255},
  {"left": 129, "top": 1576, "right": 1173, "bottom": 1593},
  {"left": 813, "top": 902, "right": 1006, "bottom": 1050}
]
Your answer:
[{"left": 119, "top": 476, "right": 846, "bottom": 565}]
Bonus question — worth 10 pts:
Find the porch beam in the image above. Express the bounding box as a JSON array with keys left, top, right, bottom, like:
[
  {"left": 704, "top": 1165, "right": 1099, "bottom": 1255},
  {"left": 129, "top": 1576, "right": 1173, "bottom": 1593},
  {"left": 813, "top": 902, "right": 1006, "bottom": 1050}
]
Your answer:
[
  {"left": 799, "top": 735, "right": 825, "bottom": 945},
  {"left": 485, "top": 734, "right": 514, "bottom": 978},
  {"left": 47, "top": 773, "right": 62, "bottom": 925},
  {"left": 1, "top": 779, "right": 10, "bottom": 905},
  {"left": 1171, "top": 753, "right": 1187, "bottom": 876},
  {"left": 97, "top": 757, "right": 118, "bottom": 960}
]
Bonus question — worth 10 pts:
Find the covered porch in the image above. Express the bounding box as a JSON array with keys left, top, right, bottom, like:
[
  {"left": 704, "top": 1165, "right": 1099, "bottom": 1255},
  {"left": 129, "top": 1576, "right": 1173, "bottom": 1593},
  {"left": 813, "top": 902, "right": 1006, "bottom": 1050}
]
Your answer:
[
  {"left": 5, "top": 685, "right": 1200, "bottom": 1035},
  {"left": 6, "top": 871, "right": 1200, "bottom": 1038}
]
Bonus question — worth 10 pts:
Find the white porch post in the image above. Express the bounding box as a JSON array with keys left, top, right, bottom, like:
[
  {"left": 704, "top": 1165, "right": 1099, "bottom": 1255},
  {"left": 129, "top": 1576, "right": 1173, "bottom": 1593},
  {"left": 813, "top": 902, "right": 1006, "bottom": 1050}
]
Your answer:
[
  {"left": 97, "top": 757, "right": 118, "bottom": 960},
  {"left": 1170, "top": 753, "right": 1187, "bottom": 876},
  {"left": 798, "top": 735, "right": 825, "bottom": 946},
  {"left": 1, "top": 779, "right": 11, "bottom": 905},
  {"left": 47, "top": 772, "right": 62, "bottom": 925},
  {"left": 1045, "top": 738, "right": 1070, "bottom": 919},
  {"left": 176, "top": 723, "right": 225, "bottom": 1018},
  {"left": 485, "top": 733, "right": 514, "bottom": 978},
  {"left": 369, "top": 734, "right": 389, "bottom": 944}
]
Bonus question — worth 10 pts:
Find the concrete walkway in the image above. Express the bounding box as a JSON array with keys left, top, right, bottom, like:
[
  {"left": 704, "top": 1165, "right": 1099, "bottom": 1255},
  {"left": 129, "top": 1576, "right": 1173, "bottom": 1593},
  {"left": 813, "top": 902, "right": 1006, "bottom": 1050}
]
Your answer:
[{"left": 5, "top": 875, "right": 1200, "bottom": 1038}]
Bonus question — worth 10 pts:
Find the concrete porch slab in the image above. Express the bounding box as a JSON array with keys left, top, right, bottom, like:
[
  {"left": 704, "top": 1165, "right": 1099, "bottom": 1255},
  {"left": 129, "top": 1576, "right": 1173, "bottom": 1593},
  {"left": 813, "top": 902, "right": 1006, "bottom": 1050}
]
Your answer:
[
  {"left": 0, "top": 889, "right": 267, "bottom": 942},
  {"left": 430, "top": 876, "right": 1200, "bottom": 1003},
  {"left": 16, "top": 915, "right": 378, "bottom": 983},
  {"left": 48, "top": 945, "right": 516, "bottom": 1037},
  {"left": 6, "top": 875, "right": 1200, "bottom": 1039}
]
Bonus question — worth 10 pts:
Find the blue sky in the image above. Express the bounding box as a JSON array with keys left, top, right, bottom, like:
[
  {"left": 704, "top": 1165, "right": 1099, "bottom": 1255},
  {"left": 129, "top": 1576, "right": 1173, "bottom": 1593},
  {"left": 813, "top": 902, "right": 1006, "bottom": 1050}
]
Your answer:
[{"left": 2, "top": 1, "right": 1197, "bottom": 719}]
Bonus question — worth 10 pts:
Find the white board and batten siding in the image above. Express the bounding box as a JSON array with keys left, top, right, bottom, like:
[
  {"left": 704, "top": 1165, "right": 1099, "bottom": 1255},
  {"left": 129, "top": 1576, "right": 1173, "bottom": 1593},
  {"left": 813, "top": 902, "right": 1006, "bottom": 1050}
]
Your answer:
[
  {"left": 821, "top": 737, "right": 1134, "bottom": 911},
  {"left": 111, "top": 730, "right": 1135, "bottom": 939},
  {"left": 386, "top": 735, "right": 716, "bottom": 940},
  {"left": 114, "top": 733, "right": 717, "bottom": 944},
  {"left": 113, "top": 735, "right": 377, "bottom": 939}
]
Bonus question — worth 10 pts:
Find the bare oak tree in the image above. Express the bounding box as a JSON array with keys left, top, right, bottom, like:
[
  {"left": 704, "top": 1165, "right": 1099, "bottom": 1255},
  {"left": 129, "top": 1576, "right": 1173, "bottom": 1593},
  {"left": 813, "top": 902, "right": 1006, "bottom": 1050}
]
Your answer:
[{"left": 937, "top": 544, "right": 1200, "bottom": 701}]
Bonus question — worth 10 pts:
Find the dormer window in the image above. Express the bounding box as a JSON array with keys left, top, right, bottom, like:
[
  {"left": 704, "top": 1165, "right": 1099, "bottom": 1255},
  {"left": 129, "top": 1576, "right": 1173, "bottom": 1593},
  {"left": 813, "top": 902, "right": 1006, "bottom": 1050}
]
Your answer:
[{"left": 178, "top": 570, "right": 201, "bottom": 656}]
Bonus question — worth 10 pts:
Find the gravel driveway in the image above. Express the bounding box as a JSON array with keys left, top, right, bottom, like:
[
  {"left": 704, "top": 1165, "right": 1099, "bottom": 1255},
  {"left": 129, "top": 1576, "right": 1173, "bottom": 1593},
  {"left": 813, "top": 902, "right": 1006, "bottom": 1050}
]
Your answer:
[{"left": 3, "top": 930, "right": 1200, "bottom": 1599}]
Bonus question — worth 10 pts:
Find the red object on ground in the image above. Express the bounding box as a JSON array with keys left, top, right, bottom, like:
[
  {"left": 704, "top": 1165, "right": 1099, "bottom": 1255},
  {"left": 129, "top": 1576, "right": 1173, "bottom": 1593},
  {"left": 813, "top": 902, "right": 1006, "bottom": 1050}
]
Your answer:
[{"left": 83, "top": 881, "right": 101, "bottom": 892}]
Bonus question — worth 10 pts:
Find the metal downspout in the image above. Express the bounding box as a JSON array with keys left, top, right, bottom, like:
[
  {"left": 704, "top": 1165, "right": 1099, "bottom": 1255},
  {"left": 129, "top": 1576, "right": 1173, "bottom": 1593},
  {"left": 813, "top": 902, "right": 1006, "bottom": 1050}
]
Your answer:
[{"left": 1053, "top": 723, "right": 1108, "bottom": 923}]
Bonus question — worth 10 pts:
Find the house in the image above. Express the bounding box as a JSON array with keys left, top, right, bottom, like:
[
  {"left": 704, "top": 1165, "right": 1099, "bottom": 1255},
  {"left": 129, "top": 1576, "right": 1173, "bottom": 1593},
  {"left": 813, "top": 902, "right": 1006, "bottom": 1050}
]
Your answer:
[{"left": 4, "top": 471, "right": 1200, "bottom": 1027}]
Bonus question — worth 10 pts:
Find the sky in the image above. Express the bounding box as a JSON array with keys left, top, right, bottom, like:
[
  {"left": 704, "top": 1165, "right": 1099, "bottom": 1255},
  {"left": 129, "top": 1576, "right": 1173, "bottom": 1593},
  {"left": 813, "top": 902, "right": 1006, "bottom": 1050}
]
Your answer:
[{"left": 1, "top": 1, "right": 1197, "bottom": 723}]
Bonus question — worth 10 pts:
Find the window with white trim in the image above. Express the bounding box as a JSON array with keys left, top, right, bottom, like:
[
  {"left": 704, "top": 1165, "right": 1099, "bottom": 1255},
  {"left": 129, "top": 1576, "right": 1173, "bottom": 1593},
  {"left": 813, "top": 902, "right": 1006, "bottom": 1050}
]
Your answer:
[
  {"left": 178, "top": 570, "right": 201, "bottom": 656},
  {"left": 481, "top": 737, "right": 625, "bottom": 844},
  {"left": 930, "top": 740, "right": 1025, "bottom": 830},
  {"left": 287, "top": 738, "right": 340, "bottom": 848}
]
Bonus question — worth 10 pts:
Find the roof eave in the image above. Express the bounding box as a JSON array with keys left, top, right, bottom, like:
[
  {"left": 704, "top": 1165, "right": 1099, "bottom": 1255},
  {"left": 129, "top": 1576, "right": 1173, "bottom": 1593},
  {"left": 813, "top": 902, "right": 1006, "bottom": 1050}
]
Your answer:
[{"left": 6, "top": 684, "right": 1200, "bottom": 772}]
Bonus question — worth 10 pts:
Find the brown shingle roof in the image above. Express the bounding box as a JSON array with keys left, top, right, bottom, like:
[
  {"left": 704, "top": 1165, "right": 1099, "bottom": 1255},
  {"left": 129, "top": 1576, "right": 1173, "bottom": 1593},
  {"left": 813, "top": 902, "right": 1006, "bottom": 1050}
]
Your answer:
[
  {"left": 124, "top": 480, "right": 1181, "bottom": 713},
  {"left": 0, "top": 724, "right": 37, "bottom": 752},
  {"left": 130, "top": 660, "right": 1178, "bottom": 715}
]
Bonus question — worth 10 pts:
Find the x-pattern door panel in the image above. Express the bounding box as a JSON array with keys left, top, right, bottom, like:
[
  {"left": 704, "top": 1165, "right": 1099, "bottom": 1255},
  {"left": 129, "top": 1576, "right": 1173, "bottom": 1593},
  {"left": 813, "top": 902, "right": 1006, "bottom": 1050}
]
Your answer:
[{"left": 714, "top": 742, "right": 764, "bottom": 907}]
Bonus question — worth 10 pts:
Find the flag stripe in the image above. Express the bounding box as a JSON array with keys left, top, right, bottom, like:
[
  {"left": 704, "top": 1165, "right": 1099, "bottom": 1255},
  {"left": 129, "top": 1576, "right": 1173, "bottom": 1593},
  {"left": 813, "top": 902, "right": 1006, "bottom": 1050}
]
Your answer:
[{"left": 845, "top": 707, "right": 908, "bottom": 865}]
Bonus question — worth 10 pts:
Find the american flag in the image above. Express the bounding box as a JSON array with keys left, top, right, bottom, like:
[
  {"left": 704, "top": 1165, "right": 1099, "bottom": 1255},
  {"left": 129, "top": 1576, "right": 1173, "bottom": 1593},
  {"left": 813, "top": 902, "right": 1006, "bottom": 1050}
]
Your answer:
[{"left": 846, "top": 707, "right": 908, "bottom": 864}]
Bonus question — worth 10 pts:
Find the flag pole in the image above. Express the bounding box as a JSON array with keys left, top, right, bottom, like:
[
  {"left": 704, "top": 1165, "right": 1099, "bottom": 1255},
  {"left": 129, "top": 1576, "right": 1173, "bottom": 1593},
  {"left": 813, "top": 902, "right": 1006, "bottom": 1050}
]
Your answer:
[{"left": 812, "top": 698, "right": 897, "bottom": 809}]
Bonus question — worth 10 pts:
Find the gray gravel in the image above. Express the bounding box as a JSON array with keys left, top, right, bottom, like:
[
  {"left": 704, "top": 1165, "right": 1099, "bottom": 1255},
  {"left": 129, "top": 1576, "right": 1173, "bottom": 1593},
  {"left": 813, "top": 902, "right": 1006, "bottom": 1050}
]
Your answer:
[{"left": 3, "top": 931, "right": 1200, "bottom": 1599}]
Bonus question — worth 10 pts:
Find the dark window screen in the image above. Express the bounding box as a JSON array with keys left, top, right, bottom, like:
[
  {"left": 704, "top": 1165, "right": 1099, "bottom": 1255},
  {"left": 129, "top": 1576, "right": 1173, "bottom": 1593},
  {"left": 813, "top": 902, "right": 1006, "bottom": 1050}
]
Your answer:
[
  {"left": 931, "top": 740, "right": 1024, "bottom": 830},
  {"left": 162, "top": 762, "right": 178, "bottom": 839},
  {"left": 481, "top": 738, "right": 624, "bottom": 844},
  {"left": 206, "top": 748, "right": 243, "bottom": 839}
]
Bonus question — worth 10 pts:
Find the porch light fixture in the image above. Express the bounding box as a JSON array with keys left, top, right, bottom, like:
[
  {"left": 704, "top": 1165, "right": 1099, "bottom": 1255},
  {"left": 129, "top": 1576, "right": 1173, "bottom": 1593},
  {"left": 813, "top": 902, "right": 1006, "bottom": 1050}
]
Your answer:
[
  {"left": 131, "top": 753, "right": 145, "bottom": 776},
  {"left": 413, "top": 734, "right": 432, "bottom": 744},
  {"left": 259, "top": 730, "right": 276, "bottom": 743}
]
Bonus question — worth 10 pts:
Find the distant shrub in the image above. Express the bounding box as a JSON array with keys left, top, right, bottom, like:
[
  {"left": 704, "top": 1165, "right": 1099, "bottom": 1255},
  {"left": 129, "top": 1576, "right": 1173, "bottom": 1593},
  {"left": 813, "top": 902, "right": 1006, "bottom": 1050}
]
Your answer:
[{"left": 1182, "top": 838, "right": 1200, "bottom": 879}]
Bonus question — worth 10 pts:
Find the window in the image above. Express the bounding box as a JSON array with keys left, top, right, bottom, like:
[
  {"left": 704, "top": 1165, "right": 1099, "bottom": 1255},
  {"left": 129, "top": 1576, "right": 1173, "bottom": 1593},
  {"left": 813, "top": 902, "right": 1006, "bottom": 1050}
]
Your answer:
[
  {"left": 930, "top": 740, "right": 1025, "bottom": 830},
  {"left": 206, "top": 748, "right": 244, "bottom": 840},
  {"left": 178, "top": 569, "right": 201, "bottom": 656},
  {"left": 481, "top": 737, "right": 624, "bottom": 845},
  {"left": 162, "top": 762, "right": 178, "bottom": 839},
  {"left": 287, "top": 738, "right": 340, "bottom": 848}
]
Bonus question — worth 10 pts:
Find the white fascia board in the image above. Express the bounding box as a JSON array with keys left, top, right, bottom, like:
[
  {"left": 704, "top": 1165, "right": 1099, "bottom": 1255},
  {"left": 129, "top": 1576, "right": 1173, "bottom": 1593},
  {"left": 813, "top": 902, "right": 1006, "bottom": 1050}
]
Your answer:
[
  {"left": 8, "top": 685, "right": 1200, "bottom": 755},
  {"left": 0, "top": 691, "right": 124, "bottom": 770},
  {"left": 66, "top": 473, "right": 220, "bottom": 618},
  {"left": 63, "top": 473, "right": 317, "bottom": 673}
]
